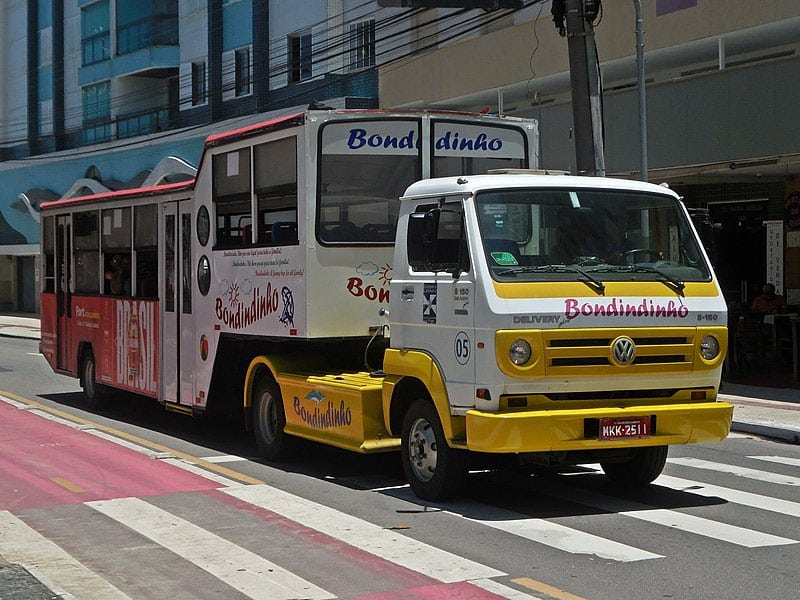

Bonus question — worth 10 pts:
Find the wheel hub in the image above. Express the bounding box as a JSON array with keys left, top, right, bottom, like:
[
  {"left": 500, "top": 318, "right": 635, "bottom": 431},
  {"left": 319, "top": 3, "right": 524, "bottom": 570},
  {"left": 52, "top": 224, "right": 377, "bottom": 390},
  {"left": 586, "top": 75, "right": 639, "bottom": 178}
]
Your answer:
[{"left": 408, "top": 418, "right": 437, "bottom": 483}]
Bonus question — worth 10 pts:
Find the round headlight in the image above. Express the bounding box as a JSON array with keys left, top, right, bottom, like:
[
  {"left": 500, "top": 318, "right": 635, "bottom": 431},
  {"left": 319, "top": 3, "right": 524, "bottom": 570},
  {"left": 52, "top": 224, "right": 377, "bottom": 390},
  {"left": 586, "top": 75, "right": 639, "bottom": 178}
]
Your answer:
[
  {"left": 509, "top": 339, "right": 532, "bottom": 365},
  {"left": 699, "top": 335, "right": 720, "bottom": 360}
]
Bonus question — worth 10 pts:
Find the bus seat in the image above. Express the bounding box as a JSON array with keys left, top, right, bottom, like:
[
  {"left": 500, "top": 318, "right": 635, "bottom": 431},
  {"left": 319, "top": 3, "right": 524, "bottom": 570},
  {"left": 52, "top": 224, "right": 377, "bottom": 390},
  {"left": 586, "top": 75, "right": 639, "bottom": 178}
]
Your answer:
[{"left": 271, "top": 222, "right": 298, "bottom": 244}]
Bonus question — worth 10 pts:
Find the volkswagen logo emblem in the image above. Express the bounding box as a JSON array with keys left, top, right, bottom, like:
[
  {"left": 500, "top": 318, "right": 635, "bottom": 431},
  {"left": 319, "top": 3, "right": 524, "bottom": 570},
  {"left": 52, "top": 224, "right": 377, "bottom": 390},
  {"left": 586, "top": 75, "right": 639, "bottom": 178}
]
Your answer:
[{"left": 611, "top": 336, "right": 636, "bottom": 366}]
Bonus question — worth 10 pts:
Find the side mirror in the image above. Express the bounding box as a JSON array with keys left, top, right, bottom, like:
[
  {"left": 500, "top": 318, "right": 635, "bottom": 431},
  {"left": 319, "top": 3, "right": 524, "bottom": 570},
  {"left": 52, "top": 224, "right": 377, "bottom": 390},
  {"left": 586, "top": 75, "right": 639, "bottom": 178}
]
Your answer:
[{"left": 407, "top": 212, "right": 436, "bottom": 270}]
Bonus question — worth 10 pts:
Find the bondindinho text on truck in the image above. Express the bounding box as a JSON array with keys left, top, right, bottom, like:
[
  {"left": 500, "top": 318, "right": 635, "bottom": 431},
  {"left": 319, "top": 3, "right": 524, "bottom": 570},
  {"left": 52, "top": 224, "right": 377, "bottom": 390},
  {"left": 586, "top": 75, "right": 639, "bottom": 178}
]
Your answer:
[{"left": 39, "top": 108, "right": 732, "bottom": 500}]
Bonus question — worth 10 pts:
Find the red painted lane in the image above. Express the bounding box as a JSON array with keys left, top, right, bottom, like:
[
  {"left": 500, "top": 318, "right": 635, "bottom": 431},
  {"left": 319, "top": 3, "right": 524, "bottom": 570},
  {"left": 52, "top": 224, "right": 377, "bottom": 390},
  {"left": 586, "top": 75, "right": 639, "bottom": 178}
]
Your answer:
[{"left": 0, "top": 401, "right": 220, "bottom": 510}]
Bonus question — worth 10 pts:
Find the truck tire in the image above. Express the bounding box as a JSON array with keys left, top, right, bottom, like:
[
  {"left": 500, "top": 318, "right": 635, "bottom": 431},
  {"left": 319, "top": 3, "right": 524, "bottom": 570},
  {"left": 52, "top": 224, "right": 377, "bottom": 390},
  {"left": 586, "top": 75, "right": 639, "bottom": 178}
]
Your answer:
[
  {"left": 81, "top": 350, "right": 106, "bottom": 410},
  {"left": 401, "top": 398, "right": 466, "bottom": 501},
  {"left": 600, "top": 445, "right": 668, "bottom": 485},
  {"left": 253, "top": 377, "right": 293, "bottom": 461}
]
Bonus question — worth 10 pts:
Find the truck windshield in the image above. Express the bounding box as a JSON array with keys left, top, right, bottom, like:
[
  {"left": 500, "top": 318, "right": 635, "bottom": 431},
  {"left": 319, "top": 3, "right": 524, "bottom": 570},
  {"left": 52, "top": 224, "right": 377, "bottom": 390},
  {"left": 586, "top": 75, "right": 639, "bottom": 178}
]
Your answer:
[{"left": 475, "top": 188, "right": 711, "bottom": 285}]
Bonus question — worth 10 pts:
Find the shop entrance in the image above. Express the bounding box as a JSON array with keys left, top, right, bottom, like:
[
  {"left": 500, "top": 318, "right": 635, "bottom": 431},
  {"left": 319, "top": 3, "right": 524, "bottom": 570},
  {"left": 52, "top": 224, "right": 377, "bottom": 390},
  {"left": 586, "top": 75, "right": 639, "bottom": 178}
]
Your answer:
[{"left": 707, "top": 199, "right": 767, "bottom": 309}]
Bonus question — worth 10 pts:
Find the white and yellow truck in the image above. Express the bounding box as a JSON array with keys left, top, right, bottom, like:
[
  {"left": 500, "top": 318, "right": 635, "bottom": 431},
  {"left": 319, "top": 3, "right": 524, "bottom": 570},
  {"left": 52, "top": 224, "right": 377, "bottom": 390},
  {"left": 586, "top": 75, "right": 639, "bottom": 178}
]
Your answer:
[{"left": 244, "top": 169, "right": 732, "bottom": 500}]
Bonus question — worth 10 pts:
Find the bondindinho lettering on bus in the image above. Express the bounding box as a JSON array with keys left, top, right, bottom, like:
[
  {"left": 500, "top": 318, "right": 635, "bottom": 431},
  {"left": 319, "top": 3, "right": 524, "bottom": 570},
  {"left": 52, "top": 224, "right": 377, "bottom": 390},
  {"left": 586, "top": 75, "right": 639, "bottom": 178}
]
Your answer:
[{"left": 346, "top": 128, "right": 504, "bottom": 153}]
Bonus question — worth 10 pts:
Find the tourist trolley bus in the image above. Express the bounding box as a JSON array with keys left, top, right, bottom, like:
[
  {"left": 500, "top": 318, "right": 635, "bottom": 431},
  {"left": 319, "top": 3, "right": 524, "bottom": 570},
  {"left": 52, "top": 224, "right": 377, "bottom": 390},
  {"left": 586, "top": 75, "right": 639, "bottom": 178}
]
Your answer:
[{"left": 39, "top": 108, "right": 539, "bottom": 415}]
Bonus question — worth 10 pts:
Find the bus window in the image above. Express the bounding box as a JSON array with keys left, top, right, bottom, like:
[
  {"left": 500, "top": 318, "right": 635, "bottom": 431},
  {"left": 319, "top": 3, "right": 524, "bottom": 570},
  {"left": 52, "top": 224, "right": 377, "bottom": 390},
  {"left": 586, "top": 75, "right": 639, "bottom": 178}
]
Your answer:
[
  {"left": 254, "top": 136, "right": 298, "bottom": 245},
  {"left": 73, "top": 210, "right": 100, "bottom": 294},
  {"left": 213, "top": 148, "right": 251, "bottom": 248},
  {"left": 102, "top": 207, "right": 132, "bottom": 295},
  {"left": 135, "top": 204, "right": 158, "bottom": 298},
  {"left": 42, "top": 216, "right": 55, "bottom": 293},
  {"left": 431, "top": 121, "right": 528, "bottom": 177},
  {"left": 317, "top": 119, "right": 420, "bottom": 245}
]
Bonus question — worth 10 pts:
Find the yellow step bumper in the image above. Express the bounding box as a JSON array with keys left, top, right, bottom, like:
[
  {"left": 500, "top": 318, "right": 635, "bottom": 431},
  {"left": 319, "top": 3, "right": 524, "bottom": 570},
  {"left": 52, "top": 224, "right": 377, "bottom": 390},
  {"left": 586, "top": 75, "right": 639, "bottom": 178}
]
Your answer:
[{"left": 465, "top": 401, "right": 733, "bottom": 453}]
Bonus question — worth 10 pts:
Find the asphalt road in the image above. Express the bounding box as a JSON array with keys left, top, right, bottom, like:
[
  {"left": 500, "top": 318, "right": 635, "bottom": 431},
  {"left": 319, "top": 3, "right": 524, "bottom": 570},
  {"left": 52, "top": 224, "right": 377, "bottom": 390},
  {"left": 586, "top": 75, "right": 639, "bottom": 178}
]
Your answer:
[{"left": 1, "top": 335, "right": 799, "bottom": 600}]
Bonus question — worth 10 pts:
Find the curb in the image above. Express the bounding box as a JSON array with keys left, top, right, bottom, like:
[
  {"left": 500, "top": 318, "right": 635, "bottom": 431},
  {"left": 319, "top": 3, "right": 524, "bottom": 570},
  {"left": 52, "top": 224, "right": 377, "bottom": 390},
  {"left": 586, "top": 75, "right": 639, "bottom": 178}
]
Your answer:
[{"left": 731, "top": 420, "right": 800, "bottom": 445}]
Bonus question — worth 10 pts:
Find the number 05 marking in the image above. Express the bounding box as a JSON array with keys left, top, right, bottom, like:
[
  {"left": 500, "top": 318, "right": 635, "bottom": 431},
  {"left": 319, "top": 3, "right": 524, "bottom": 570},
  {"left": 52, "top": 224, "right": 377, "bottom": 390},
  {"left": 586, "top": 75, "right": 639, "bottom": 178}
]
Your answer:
[{"left": 454, "top": 331, "right": 470, "bottom": 365}]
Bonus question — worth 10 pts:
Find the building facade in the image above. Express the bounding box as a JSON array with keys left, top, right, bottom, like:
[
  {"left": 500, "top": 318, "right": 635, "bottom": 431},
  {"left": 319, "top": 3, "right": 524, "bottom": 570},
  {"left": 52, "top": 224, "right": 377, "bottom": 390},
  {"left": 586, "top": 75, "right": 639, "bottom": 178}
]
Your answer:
[{"left": 1, "top": 0, "right": 798, "bottom": 312}]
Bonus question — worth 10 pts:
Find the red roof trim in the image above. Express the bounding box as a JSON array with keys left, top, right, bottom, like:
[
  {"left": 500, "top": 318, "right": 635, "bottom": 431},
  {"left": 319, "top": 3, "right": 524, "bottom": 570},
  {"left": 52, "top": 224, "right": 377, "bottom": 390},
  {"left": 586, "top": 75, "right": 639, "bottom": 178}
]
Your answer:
[
  {"left": 39, "top": 179, "right": 195, "bottom": 210},
  {"left": 204, "top": 111, "right": 306, "bottom": 146}
]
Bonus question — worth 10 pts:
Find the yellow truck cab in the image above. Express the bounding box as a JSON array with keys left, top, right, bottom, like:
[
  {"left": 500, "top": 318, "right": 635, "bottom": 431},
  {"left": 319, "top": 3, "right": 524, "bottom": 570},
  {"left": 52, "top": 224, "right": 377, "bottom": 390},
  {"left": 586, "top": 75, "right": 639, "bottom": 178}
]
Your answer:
[{"left": 385, "top": 171, "right": 732, "bottom": 499}]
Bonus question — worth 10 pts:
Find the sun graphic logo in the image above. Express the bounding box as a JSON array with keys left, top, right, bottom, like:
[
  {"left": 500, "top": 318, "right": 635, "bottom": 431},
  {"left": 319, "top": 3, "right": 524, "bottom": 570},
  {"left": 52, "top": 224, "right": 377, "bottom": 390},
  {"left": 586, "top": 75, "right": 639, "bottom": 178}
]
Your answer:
[{"left": 378, "top": 264, "right": 392, "bottom": 286}]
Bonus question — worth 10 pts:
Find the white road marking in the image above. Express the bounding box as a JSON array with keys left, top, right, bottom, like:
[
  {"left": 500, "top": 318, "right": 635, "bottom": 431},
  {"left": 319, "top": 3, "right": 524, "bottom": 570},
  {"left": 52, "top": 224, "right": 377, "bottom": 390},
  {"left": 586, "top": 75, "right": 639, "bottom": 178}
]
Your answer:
[
  {"left": 0, "top": 510, "right": 131, "bottom": 600},
  {"left": 538, "top": 482, "right": 797, "bottom": 548},
  {"left": 199, "top": 454, "right": 250, "bottom": 463},
  {"left": 668, "top": 457, "right": 800, "bottom": 486},
  {"left": 87, "top": 497, "right": 334, "bottom": 600},
  {"left": 447, "top": 504, "right": 662, "bottom": 562},
  {"left": 748, "top": 455, "right": 800, "bottom": 468},
  {"left": 222, "top": 484, "right": 505, "bottom": 582},
  {"left": 471, "top": 577, "right": 544, "bottom": 599},
  {"left": 656, "top": 474, "right": 800, "bottom": 518}
]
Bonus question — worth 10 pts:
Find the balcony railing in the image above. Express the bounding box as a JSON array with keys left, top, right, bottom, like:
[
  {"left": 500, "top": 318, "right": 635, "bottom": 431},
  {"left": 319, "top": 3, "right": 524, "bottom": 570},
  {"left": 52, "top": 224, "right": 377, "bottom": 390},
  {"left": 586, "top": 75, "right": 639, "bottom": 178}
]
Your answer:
[
  {"left": 82, "top": 107, "right": 173, "bottom": 144},
  {"left": 117, "top": 16, "right": 178, "bottom": 55}
]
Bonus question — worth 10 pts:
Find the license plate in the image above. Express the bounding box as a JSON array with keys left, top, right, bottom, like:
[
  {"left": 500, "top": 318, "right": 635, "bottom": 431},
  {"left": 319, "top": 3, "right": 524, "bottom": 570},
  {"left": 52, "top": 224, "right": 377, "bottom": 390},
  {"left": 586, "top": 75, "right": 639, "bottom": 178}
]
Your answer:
[{"left": 599, "top": 416, "right": 651, "bottom": 440}]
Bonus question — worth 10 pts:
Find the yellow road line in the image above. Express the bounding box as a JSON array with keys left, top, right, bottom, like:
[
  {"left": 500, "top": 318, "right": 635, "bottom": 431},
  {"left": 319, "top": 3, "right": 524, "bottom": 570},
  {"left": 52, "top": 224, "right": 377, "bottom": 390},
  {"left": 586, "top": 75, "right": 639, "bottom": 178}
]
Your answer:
[
  {"left": 51, "top": 477, "right": 86, "bottom": 493},
  {"left": 1, "top": 390, "right": 262, "bottom": 486},
  {"left": 513, "top": 577, "right": 588, "bottom": 600}
]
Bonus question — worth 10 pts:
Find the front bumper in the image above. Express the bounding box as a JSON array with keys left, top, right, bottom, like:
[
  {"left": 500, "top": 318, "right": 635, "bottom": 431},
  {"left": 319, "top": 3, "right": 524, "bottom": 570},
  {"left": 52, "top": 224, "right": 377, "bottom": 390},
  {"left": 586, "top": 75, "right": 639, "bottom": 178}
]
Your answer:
[{"left": 465, "top": 401, "right": 733, "bottom": 453}]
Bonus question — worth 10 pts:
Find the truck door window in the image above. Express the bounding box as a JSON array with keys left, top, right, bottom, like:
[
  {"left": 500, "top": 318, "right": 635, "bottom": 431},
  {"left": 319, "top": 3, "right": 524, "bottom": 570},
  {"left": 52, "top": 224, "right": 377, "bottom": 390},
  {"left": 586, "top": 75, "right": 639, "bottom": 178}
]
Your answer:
[{"left": 409, "top": 201, "right": 469, "bottom": 274}]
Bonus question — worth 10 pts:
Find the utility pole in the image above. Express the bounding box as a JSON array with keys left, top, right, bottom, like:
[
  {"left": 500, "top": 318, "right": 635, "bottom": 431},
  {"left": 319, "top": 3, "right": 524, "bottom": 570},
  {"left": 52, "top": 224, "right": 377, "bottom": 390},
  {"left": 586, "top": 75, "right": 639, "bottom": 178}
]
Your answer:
[{"left": 553, "top": 0, "right": 605, "bottom": 176}]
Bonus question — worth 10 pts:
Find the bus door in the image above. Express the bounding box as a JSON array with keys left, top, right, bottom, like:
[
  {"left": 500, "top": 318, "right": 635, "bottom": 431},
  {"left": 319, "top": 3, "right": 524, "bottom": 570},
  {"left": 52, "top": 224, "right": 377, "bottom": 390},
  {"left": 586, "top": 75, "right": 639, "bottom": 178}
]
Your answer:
[
  {"left": 161, "top": 200, "right": 194, "bottom": 407},
  {"left": 55, "top": 215, "right": 72, "bottom": 371}
]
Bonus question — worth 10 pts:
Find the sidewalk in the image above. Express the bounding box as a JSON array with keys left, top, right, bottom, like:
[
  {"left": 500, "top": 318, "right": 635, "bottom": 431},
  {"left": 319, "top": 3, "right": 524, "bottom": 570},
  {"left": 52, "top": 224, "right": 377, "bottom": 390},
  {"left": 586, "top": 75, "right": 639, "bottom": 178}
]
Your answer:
[{"left": 1, "top": 314, "right": 797, "bottom": 444}]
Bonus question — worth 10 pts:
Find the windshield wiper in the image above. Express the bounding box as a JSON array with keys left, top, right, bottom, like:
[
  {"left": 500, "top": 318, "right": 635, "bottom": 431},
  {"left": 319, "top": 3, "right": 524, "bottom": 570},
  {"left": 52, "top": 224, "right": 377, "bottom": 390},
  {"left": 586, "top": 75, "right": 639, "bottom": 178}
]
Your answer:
[
  {"left": 496, "top": 264, "right": 605, "bottom": 295},
  {"left": 597, "top": 264, "right": 686, "bottom": 296}
]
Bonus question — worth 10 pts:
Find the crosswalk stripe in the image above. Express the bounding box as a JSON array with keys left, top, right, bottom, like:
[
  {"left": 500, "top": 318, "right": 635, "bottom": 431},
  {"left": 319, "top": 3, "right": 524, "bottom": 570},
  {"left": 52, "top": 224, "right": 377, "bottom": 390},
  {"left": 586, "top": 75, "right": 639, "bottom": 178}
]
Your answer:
[
  {"left": 471, "top": 578, "right": 545, "bottom": 600},
  {"left": 444, "top": 503, "right": 662, "bottom": 562},
  {"left": 87, "top": 497, "right": 334, "bottom": 600},
  {"left": 222, "top": 484, "right": 505, "bottom": 582},
  {"left": 749, "top": 455, "right": 800, "bottom": 468},
  {"left": 668, "top": 457, "right": 800, "bottom": 486},
  {"left": 0, "top": 510, "right": 131, "bottom": 600},
  {"left": 536, "top": 480, "right": 797, "bottom": 548},
  {"left": 656, "top": 474, "right": 800, "bottom": 518}
]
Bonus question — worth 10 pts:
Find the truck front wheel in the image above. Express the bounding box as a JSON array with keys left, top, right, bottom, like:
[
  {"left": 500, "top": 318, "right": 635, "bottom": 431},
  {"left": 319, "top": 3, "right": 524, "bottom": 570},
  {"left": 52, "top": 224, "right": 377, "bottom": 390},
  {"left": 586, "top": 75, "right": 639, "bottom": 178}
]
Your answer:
[
  {"left": 253, "top": 378, "right": 292, "bottom": 461},
  {"left": 401, "top": 398, "right": 466, "bottom": 501},
  {"left": 600, "top": 445, "right": 668, "bottom": 485}
]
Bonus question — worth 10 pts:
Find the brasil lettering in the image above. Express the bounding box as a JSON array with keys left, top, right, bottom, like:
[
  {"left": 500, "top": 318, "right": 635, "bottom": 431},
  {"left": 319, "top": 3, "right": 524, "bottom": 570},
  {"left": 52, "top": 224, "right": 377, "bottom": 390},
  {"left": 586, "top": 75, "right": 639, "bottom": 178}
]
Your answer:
[
  {"left": 346, "top": 128, "right": 503, "bottom": 153},
  {"left": 565, "top": 298, "right": 689, "bottom": 321},
  {"left": 293, "top": 397, "right": 353, "bottom": 429},
  {"left": 215, "top": 283, "right": 280, "bottom": 329}
]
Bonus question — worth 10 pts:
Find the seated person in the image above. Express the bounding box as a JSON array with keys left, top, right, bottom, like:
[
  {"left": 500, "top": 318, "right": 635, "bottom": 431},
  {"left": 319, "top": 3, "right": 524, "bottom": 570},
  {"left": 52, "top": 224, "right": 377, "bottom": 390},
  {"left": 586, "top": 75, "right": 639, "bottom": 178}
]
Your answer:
[
  {"left": 751, "top": 283, "right": 787, "bottom": 313},
  {"left": 105, "top": 254, "right": 131, "bottom": 296}
]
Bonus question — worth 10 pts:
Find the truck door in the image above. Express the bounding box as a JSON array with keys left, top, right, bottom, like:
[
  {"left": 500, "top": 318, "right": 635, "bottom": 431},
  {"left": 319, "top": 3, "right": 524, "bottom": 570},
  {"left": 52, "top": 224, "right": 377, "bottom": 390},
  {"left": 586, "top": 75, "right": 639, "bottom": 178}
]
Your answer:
[
  {"left": 400, "top": 201, "right": 476, "bottom": 408},
  {"left": 55, "top": 215, "right": 72, "bottom": 371},
  {"left": 161, "top": 200, "right": 194, "bottom": 407}
]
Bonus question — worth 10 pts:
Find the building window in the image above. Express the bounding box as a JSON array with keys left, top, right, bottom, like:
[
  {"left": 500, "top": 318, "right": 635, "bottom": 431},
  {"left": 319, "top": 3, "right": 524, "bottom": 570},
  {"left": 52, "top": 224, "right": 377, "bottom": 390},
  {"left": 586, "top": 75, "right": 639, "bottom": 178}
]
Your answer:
[
  {"left": 82, "top": 81, "right": 111, "bottom": 144},
  {"left": 81, "top": 0, "right": 110, "bottom": 66},
  {"left": 234, "top": 47, "right": 251, "bottom": 96},
  {"left": 349, "top": 20, "right": 375, "bottom": 71},
  {"left": 192, "top": 61, "right": 207, "bottom": 105},
  {"left": 289, "top": 31, "right": 312, "bottom": 83}
]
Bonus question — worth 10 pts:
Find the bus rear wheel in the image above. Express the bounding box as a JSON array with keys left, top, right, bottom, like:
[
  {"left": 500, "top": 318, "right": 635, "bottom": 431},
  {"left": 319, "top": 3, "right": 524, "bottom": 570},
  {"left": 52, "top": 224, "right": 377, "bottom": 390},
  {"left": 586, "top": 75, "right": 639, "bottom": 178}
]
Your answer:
[
  {"left": 253, "top": 378, "right": 293, "bottom": 461},
  {"left": 80, "top": 351, "right": 106, "bottom": 410},
  {"left": 401, "top": 398, "right": 466, "bottom": 501},
  {"left": 600, "top": 445, "right": 668, "bottom": 485}
]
